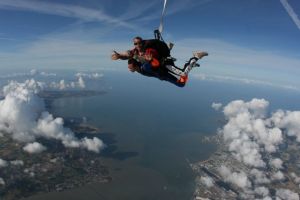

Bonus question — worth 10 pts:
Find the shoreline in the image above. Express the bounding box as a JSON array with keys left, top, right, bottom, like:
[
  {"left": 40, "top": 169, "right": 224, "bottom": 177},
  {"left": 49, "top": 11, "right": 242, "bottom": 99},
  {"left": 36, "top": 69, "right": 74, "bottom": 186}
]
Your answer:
[{"left": 190, "top": 134, "right": 300, "bottom": 199}]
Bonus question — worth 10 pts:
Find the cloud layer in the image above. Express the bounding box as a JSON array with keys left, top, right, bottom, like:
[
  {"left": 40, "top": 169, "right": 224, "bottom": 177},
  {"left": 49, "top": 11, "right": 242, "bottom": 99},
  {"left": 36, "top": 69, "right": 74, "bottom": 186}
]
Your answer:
[
  {"left": 210, "top": 98, "right": 300, "bottom": 199},
  {"left": 0, "top": 0, "right": 134, "bottom": 29}
]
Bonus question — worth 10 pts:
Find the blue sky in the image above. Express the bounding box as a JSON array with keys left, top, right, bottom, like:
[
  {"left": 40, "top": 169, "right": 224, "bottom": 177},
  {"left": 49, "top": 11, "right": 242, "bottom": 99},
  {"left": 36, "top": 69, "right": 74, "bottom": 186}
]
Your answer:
[{"left": 0, "top": 0, "right": 300, "bottom": 88}]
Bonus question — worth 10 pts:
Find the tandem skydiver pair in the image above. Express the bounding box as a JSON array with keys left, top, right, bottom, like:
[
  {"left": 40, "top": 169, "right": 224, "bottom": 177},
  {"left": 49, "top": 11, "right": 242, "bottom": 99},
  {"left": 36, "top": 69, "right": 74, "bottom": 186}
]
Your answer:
[{"left": 111, "top": 33, "right": 208, "bottom": 87}]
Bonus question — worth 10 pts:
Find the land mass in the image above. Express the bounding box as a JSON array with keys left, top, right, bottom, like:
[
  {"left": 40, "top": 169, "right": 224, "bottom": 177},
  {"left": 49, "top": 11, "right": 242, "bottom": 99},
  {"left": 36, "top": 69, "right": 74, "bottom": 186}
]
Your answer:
[
  {"left": 191, "top": 135, "right": 300, "bottom": 199},
  {"left": 0, "top": 90, "right": 111, "bottom": 200}
]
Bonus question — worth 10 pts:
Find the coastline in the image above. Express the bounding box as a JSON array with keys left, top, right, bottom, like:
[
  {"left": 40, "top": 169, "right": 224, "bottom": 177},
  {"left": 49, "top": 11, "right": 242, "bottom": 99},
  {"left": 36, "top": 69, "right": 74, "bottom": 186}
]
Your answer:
[
  {"left": 190, "top": 133, "right": 300, "bottom": 200},
  {"left": 0, "top": 90, "right": 111, "bottom": 200}
]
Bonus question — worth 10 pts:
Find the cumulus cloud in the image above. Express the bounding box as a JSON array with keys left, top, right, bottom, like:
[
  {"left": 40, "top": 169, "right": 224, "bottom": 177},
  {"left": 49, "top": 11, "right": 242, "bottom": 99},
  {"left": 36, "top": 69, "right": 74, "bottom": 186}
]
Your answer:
[
  {"left": 270, "top": 158, "right": 283, "bottom": 169},
  {"left": 223, "top": 98, "right": 269, "bottom": 119},
  {"left": 220, "top": 98, "right": 300, "bottom": 166},
  {"left": 80, "top": 137, "right": 105, "bottom": 153},
  {"left": 0, "top": 80, "right": 45, "bottom": 142},
  {"left": 200, "top": 176, "right": 215, "bottom": 188},
  {"left": 290, "top": 172, "right": 300, "bottom": 184},
  {"left": 276, "top": 188, "right": 299, "bottom": 200},
  {"left": 23, "top": 142, "right": 47, "bottom": 154},
  {"left": 77, "top": 76, "right": 85, "bottom": 89},
  {"left": 0, "top": 177, "right": 5, "bottom": 185},
  {"left": 218, "top": 165, "right": 251, "bottom": 189},
  {"left": 50, "top": 80, "right": 67, "bottom": 90},
  {"left": 0, "top": 158, "right": 8, "bottom": 168},
  {"left": 270, "top": 110, "right": 300, "bottom": 142},
  {"left": 0, "top": 79, "right": 104, "bottom": 153},
  {"left": 272, "top": 171, "right": 285, "bottom": 181},
  {"left": 250, "top": 169, "right": 270, "bottom": 184},
  {"left": 35, "top": 112, "right": 105, "bottom": 152},
  {"left": 30, "top": 69, "right": 38, "bottom": 76},
  {"left": 49, "top": 77, "right": 86, "bottom": 90},
  {"left": 215, "top": 98, "right": 300, "bottom": 198},
  {"left": 254, "top": 186, "right": 270, "bottom": 198},
  {"left": 3, "top": 79, "right": 45, "bottom": 95},
  {"left": 221, "top": 98, "right": 287, "bottom": 167},
  {"left": 211, "top": 102, "right": 222, "bottom": 111},
  {"left": 10, "top": 160, "right": 24, "bottom": 166}
]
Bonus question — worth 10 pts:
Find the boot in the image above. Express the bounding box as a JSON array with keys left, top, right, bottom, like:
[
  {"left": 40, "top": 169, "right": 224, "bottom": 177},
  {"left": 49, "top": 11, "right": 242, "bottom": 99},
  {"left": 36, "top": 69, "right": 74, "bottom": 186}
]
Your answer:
[{"left": 193, "top": 51, "right": 208, "bottom": 59}]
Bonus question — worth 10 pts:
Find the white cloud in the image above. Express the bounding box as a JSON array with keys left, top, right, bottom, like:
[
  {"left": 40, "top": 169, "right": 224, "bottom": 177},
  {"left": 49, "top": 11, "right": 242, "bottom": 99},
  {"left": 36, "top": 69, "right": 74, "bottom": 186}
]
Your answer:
[
  {"left": 276, "top": 188, "right": 299, "bottom": 200},
  {"left": 250, "top": 169, "right": 270, "bottom": 184},
  {"left": 174, "top": 38, "right": 300, "bottom": 72},
  {"left": 10, "top": 160, "right": 24, "bottom": 166},
  {"left": 0, "top": 79, "right": 104, "bottom": 153},
  {"left": 280, "top": 0, "right": 300, "bottom": 31},
  {"left": 211, "top": 102, "right": 222, "bottom": 111},
  {"left": 0, "top": 158, "right": 8, "bottom": 168},
  {"left": 193, "top": 73, "right": 300, "bottom": 92},
  {"left": 218, "top": 165, "right": 251, "bottom": 189},
  {"left": 135, "top": 0, "right": 212, "bottom": 23},
  {"left": 270, "top": 158, "right": 283, "bottom": 169},
  {"left": 34, "top": 112, "right": 104, "bottom": 152},
  {"left": 290, "top": 173, "right": 300, "bottom": 184},
  {"left": 262, "top": 197, "right": 272, "bottom": 200},
  {"left": 221, "top": 99, "right": 270, "bottom": 167},
  {"left": 77, "top": 76, "right": 85, "bottom": 89},
  {"left": 75, "top": 72, "right": 104, "bottom": 79},
  {"left": 3, "top": 79, "right": 44, "bottom": 95},
  {"left": 0, "top": 0, "right": 135, "bottom": 29},
  {"left": 40, "top": 72, "right": 57, "bottom": 77},
  {"left": 223, "top": 98, "right": 269, "bottom": 119},
  {"left": 215, "top": 98, "right": 300, "bottom": 198},
  {"left": 200, "top": 176, "right": 215, "bottom": 188},
  {"left": 80, "top": 137, "right": 105, "bottom": 153},
  {"left": 271, "top": 110, "right": 300, "bottom": 142},
  {"left": 255, "top": 186, "right": 270, "bottom": 198},
  {"left": 272, "top": 171, "right": 285, "bottom": 181},
  {"left": 220, "top": 98, "right": 288, "bottom": 167},
  {"left": 50, "top": 80, "right": 67, "bottom": 90},
  {"left": 23, "top": 142, "right": 46, "bottom": 154},
  {"left": 0, "top": 177, "right": 5, "bottom": 185},
  {"left": 175, "top": 38, "right": 300, "bottom": 89},
  {"left": 0, "top": 70, "right": 56, "bottom": 79},
  {"left": 0, "top": 80, "right": 45, "bottom": 142},
  {"left": 30, "top": 69, "right": 38, "bottom": 76},
  {"left": 2, "top": 32, "right": 300, "bottom": 92},
  {"left": 49, "top": 77, "right": 86, "bottom": 90}
]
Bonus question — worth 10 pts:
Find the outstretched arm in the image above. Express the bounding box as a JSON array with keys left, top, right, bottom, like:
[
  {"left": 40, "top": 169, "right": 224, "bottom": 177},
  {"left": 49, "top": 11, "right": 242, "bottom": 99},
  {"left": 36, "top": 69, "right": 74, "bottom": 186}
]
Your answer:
[{"left": 111, "top": 50, "right": 131, "bottom": 60}]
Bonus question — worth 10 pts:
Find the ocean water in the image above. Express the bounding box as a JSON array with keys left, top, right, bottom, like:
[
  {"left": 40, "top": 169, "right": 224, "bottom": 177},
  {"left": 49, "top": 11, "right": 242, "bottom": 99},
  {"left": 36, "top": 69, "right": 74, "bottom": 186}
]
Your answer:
[{"left": 17, "top": 70, "right": 300, "bottom": 200}]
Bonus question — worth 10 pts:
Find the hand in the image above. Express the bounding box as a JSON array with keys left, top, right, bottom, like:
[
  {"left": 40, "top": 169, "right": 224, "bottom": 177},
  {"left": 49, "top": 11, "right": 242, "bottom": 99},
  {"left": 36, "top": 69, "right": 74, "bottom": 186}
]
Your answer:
[
  {"left": 144, "top": 54, "right": 153, "bottom": 61},
  {"left": 128, "top": 64, "right": 139, "bottom": 72},
  {"left": 111, "top": 51, "right": 120, "bottom": 60}
]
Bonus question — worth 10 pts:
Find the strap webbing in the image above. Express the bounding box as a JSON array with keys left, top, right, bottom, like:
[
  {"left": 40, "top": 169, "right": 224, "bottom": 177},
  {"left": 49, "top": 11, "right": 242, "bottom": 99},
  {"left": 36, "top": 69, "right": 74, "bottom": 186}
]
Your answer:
[{"left": 158, "top": 0, "right": 168, "bottom": 34}]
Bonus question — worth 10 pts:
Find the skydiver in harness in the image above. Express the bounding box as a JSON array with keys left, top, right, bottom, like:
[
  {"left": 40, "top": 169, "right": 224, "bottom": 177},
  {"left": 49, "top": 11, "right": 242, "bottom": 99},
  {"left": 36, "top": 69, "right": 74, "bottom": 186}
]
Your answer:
[{"left": 111, "top": 32, "right": 208, "bottom": 87}]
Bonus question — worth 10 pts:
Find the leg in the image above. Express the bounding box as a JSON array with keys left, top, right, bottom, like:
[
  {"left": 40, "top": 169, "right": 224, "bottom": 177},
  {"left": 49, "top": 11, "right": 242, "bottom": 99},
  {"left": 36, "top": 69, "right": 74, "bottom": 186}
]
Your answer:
[
  {"left": 183, "top": 52, "right": 208, "bottom": 75},
  {"left": 157, "top": 70, "right": 186, "bottom": 87},
  {"left": 137, "top": 62, "right": 186, "bottom": 87},
  {"left": 161, "top": 51, "right": 208, "bottom": 85}
]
